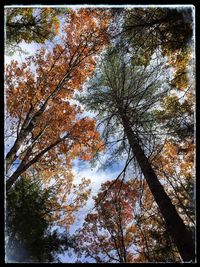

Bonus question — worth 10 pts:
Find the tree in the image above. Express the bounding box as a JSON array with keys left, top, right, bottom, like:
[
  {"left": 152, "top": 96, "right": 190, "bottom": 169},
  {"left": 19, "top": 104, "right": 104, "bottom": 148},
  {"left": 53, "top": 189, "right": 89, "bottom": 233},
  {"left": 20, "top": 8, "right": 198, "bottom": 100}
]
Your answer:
[
  {"left": 76, "top": 180, "right": 140, "bottom": 263},
  {"left": 5, "top": 7, "right": 62, "bottom": 54},
  {"left": 151, "top": 91, "right": 195, "bottom": 230},
  {"left": 133, "top": 180, "right": 181, "bottom": 262},
  {"left": 153, "top": 92, "right": 194, "bottom": 141},
  {"left": 5, "top": 8, "right": 110, "bottom": 192},
  {"left": 76, "top": 177, "right": 182, "bottom": 263},
  {"left": 111, "top": 7, "right": 193, "bottom": 90},
  {"left": 79, "top": 49, "right": 195, "bottom": 261},
  {"left": 6, "top": 173, "right": 77, "bottom": 262},
  {"left": 151, "top": 139, "right": 195, "bottom": 227}
]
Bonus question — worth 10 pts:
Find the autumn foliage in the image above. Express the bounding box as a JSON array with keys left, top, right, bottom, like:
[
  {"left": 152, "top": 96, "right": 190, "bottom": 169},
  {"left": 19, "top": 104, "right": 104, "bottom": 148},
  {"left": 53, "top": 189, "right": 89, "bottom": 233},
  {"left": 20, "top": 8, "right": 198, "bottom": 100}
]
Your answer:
[
  {"left": 5, "top": 9, "right": 110, "bottom": 191},
  {"left": 76, "top": 180, "right": 139, "bottom": 263},
  {"left": 6, "top": 8, "right": 61, "bottom": 45}
]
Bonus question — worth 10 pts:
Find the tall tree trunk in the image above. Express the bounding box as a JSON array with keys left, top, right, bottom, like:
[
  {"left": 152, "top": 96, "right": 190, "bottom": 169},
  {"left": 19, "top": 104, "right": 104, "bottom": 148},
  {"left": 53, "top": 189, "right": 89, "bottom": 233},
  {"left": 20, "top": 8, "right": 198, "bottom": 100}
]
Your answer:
[{"left": 120, "top": 111, "right": 195, "bottom": 262}]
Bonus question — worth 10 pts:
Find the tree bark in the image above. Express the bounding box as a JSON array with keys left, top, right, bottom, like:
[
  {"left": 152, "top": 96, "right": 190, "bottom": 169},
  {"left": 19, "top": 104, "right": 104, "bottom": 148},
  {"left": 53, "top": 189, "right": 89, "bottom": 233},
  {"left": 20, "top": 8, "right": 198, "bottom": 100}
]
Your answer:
[{"left": 120, "top": 111, "right": 195, "bottom": 262}]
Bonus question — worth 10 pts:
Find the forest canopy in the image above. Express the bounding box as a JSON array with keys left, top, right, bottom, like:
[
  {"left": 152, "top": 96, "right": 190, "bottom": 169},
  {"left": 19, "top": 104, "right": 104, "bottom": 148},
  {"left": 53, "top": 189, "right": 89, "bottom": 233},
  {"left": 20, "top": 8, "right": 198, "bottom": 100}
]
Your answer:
[{"left": 5, "top": 5, "right": 195, "bottom": 263}]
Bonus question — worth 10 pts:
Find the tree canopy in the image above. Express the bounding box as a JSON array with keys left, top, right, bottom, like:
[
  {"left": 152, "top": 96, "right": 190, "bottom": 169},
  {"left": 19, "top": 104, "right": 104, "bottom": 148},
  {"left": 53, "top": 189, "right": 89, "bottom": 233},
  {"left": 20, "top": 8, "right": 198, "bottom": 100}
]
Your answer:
[
  {"left": 5, "top": 8, "right": 110, "bottom": 191},
  {"left": 5, "top": 6, "right": 195, "bottom": 263},
  {"left": 6, "top": 173, "right": 76, "bottom": 262}
]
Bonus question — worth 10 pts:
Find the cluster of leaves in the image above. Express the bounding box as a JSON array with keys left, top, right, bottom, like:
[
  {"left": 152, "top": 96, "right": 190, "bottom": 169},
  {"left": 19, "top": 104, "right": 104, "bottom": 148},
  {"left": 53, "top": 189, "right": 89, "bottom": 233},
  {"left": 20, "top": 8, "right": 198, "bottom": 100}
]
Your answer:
[
  {"left": 5, "top": 8, "right": 63, "bottom": 54},
  {"left": 6, "top": 173, "right": 76, "bottom": 262},
  {"left": 75, "top": 180, "right": 139, "bottom": 263},
  {"left": 153, "top": 92, "right": 194, "bottom": 140},
  {"left": 31, "top": 165, "right": 92, "bottom": 230},
  {"left": 114, "top": 7, "right": 193, "bottom": 90}
]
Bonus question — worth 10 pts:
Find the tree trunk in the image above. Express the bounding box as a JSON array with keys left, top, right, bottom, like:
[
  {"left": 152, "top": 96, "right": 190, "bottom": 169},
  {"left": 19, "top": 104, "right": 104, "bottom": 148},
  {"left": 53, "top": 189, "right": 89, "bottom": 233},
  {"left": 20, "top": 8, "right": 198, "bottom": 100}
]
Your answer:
[{"left": 120, "top": 111, "right": 195, "bottom": 262}]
